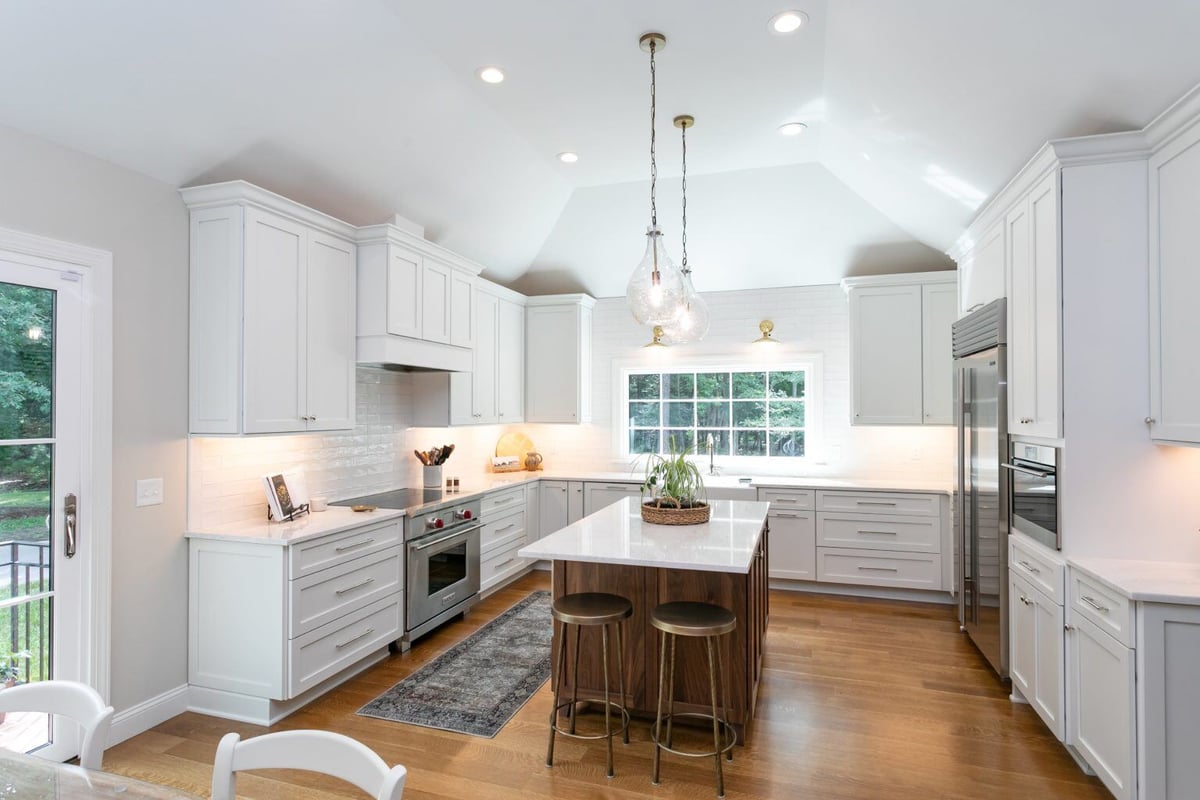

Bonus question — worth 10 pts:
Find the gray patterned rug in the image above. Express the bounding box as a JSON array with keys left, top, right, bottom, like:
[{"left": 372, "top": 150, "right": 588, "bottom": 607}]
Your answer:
[{"left": 358, "top": 590, "right": 553, "bottom": 737}]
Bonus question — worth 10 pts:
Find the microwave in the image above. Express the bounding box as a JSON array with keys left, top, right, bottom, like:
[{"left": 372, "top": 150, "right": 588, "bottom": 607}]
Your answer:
[{"left": 1004, "top": 441, "right": 1059, "bottom": 550}]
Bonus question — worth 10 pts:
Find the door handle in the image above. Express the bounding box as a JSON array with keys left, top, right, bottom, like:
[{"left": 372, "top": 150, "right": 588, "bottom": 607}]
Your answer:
[{"left": 64, "top": 493, "right": 78, "bottom": 559}]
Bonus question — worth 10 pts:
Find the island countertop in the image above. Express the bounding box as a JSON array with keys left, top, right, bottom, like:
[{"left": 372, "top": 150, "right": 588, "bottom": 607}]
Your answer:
[{"left": 518, "top": 497, "right": 769, "bottom": 573}]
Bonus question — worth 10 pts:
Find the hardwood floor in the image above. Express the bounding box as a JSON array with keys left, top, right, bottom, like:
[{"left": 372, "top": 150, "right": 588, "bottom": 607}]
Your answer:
[{"left": 103, "top": 572, "right": 1110, "bottom": 799}]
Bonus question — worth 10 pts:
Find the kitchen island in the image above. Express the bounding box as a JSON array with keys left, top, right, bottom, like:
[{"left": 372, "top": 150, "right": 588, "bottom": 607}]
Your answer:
[{"left": 519, "top": 497, "right": 770, "bottom": 742}]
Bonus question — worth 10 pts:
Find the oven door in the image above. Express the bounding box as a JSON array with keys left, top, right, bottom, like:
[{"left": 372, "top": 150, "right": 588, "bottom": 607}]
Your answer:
[
  {"left": 1004, "top": 454, "right": 1058, "bottom": 550},
  {"left": 407, "top": 523, "right": 481, "bottom": 630}
]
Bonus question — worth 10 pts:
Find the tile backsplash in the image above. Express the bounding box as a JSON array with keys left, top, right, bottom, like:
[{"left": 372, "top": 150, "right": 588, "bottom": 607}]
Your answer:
[{"left": 188, "top": 283, "right": 956, "bottom": 529}]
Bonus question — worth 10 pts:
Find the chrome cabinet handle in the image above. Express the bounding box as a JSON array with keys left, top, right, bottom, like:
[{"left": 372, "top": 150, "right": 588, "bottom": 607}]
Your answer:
[
  {"left": 335, "top": 577, "right": 376, "bottom": 595},
  {"left": 1017, "top": 559, "right": 1041, "bottom": 574},
  {"left": 493, "top": 556, "right": 516, "bottom": 569},
  {"left": 335, "top": 627, "right": 375, "bottom": 649},
  {"left": 856, "top": 500, "right": 898, "bottom": 507},
  {"left": 496, "top": 523, "right": 517, "bottom": 532},
  {"left": 857, "top": 566, "right": 899, "bottom": 573},
  {"left": 968, "top": 303, "right": 984, "bottom": 312},
  {"left": 772, "top": 512, "right": 802, "bottom": 518},
  {"left": 858, "top": 530, "right": 899, "bottom": 535},
  {"left": 1001, "top": 462, "right": 1051, "bottom": 478},
  {"left": 335, "top": 537, "right": 375, "bottom": 553},
  {"left": 491, "top": 496, "right": 515, "bottom": 505},
  {"left": 64, "top": 493, "right": 78, "bottom": 559},
  {"left": 1080, "top": 595, "right": 1110, "bottom": 613}
]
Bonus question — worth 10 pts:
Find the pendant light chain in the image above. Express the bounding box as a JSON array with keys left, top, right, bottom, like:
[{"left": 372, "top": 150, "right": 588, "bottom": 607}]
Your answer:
[
  {"left": 649, "top": 39, "right": 658, "bottom": 229},
  {"left": 680, "top": 120, "right": 688, "bottom": 271}
]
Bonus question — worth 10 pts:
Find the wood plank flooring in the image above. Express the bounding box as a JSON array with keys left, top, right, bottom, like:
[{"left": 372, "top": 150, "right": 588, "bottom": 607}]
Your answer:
[{"left": 102, "top": 572, "right": 1110, "bottom": 799}]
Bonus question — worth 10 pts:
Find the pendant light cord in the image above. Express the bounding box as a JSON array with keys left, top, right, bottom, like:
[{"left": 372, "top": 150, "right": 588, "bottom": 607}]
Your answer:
[
  {"left": 649, "top": 39, "right": 658, "bottom": 229},
  {"left": 680, "top": 120, "right": 688, "bottom": 271}
]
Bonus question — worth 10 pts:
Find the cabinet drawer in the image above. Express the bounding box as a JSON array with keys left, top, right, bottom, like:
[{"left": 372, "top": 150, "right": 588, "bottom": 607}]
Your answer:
[
  {"left": 1010, "top": 533, "right": 1065, "bottom": 603},
  {"left": 481, "top": 538, "right": 528, "bottom": 589},
  {"left": 817, "top": 547, "right": 943, "bottom": 590},
  {"left": 816, "top": 490, "right": 939, "bottom": 517},
  {"left": 1070, "top": 571, "right": 1133, "bottom": 648},
  {"left": 758, "top": 488, "right": 814, "bottom": 511},
  {"left": 481, "top": 509, "right": 527, "bottom": 554},
  {"left": 482, "top": 487, "right": 525, "bottom": 516},
  {"left": 289, "top": 547, "right": 402, "bottom": 637},
  {"left": 289, "top": 519, "right": 403, "bottom": 579},
  {"left": 288, "top": 593, "right": 402, "bottom": 698},
  {"left": 816, "top": 513, "right": 940, "bottom": 553}
]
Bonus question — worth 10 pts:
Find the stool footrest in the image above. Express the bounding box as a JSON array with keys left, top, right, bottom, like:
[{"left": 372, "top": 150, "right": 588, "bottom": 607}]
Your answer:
[
  {"left": 549, "top": 700, "right": 631, "bottom": 742},
  {"left": 650, "top": 712, "right": 737, "bottom": 759}
]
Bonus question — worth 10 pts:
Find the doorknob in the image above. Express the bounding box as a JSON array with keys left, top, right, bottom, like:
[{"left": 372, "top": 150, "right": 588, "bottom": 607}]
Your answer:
[{"left": 64, "top": 493, "right": 78, "bottom": 559}]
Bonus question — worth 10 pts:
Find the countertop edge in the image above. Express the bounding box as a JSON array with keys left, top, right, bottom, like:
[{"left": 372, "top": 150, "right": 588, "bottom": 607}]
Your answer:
[
  {"left": 186, "top": 507, "right": 406, "bottom": 545},
  {"left": 1067, "top": 556, "right": 1200, "bottom": 606}
]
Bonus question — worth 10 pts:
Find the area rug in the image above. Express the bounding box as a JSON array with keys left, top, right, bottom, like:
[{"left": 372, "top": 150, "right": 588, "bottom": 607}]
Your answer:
[{"left": 357, "top": 590, "right": 553, "bottom": 737}]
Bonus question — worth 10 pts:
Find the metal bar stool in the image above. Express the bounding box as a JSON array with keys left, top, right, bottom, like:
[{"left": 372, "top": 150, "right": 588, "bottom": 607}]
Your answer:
[
  {"left": 651, "top": 600, "right": 737, "bottom": 798},
  {"left": 546, "top": 592, "right": 633, "bottom": 778}
]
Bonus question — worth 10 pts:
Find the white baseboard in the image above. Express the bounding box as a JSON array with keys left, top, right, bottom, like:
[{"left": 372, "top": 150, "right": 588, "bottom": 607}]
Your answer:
[
  {"left": 769, "top": 578, "right": 956, "bottom": 605},
  {"left": 107, "top": 684, "right": 191, "bottom": 747}
]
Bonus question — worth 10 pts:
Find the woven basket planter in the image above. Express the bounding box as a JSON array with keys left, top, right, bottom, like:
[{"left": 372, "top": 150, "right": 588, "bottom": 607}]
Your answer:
[{"left": 640, "top": 500, "right": 712, "bottom": 526}]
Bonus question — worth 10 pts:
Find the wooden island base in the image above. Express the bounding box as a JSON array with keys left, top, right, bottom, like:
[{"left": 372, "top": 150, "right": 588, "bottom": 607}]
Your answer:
[{"left": 551, "top": 526, "right": 768, "bottom": 743}]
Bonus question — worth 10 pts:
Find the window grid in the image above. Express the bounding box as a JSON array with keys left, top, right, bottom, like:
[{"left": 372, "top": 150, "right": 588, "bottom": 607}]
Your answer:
[{"left": 626, "top": 368, "right": 806, "bottom": 458}]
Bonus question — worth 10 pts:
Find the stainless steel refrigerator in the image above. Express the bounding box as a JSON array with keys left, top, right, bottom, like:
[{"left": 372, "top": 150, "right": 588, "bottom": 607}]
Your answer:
[{"left": 953, "top": 299, "right": 1009, "bottom": 680}]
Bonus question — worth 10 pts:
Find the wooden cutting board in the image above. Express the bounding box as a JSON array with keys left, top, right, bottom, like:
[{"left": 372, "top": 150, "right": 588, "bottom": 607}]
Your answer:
[{"left": 495, "top": 431, "right": 535, "bottom": 459}]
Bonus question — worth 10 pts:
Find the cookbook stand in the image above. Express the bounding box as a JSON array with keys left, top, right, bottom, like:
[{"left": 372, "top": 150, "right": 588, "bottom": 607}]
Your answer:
[{"left": 268, "top": 503, "right": 310, "bottom": 523}]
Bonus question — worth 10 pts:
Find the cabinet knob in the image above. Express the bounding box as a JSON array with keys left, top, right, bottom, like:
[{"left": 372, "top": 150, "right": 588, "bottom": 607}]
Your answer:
[
  {"left": 1145, "top": 417, "right": 1156, "bottom": 425},
  {"left": 1064, "top": 624, "right": 1074, "bottom": 632}
]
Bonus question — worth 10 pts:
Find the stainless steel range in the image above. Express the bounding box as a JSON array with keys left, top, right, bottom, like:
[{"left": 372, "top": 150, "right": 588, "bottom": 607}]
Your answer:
[{"left": 332, "top": 489, "right": 481, "bottom": 649}]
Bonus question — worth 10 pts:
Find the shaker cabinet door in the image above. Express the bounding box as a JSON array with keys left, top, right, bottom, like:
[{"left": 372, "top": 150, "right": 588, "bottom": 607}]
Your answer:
[{"left": 305, "top": 231, "right": 356, "bottom": 431}]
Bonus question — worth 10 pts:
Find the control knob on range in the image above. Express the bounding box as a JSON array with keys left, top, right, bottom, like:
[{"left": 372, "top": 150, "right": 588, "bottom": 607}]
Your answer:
[
  {"left": 426, "top": 516, "right": 445, "bottom": 530},
  {"left": 454, "top": 509, "right": 473, "bottom": 521}
]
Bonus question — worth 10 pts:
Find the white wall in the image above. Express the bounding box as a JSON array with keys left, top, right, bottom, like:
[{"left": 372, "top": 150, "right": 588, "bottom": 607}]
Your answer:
[
  {"left": 0, "top": 124, "right": 188, "bottom": 713},
  {"left": 1061, "top": 159, "right": 1200, "bottom": 560}
]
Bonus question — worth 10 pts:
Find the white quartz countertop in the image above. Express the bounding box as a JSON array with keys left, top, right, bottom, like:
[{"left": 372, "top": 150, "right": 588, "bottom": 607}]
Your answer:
[
  {"left": 518, "top": 497, "right": 769, "bottom": 573},
  {"left": 185, "top": 506, "right": 405, "bottom": 545},
  {"left": 1068, "top": 556, "right": 1200, "bottom": 606},
  {"left": 474, "top": 470, "right": 950, "bottom": 494}
]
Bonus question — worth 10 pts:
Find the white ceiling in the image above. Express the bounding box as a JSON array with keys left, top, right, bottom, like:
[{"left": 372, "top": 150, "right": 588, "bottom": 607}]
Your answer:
[{"left": 2, "top": 1, "right": 1200, "bottom": 297}]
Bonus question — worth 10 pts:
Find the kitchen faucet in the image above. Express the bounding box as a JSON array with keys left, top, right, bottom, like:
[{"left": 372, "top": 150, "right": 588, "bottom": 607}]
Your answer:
[{"left": 706, "top": 433, "right": 720, "bottom": 476}]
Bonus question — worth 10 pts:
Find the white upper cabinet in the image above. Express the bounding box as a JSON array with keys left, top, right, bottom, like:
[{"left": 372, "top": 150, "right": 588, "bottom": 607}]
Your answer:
[
  {"left": 1007, "top": 171, "right": 1061, "bottom": 439},
  {"left": 844, "top": 272, "right": 956, "bottom": 426},
  {"left": 957, "top": 218, "right": 1006, "bottom": 318},
  {"left": 182, "top": 181, "right": 357, "bottom": 435},
  {"left": 411, "top": 281, "right": 524, "bottom": 426},
  {"left": 355, "top": 223, "right": 480, "bottom": 373},
  {"left": 525, "top": 295, "right": 595, "bottom": 424},
  {"left": 1149, "top": 118, "right": 1200, "bottom": 445}
]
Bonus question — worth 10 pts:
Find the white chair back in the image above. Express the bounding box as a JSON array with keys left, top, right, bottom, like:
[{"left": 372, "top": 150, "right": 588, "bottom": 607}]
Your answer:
[
  {"left": 0, "top": 679, "right": 114, "bottom": 769},
  {"left": 211, "top": 730, "right": 407, "bottom": 800}
]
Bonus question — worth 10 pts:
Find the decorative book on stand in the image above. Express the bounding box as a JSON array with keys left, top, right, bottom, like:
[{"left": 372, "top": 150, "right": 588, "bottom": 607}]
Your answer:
[{"left": 263, "top": 472, "right": 309, "bottom": 522}]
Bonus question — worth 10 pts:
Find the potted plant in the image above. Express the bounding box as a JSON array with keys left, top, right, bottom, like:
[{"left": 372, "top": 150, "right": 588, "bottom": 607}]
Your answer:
[
  {"left": 0, "top": 650, "right": 31, "bottom": 724},
  {"left": 638, "top": 438, "right": 711, "bottom": 525}
]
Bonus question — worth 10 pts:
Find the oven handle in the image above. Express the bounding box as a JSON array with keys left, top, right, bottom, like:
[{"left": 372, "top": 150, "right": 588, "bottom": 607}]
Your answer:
[
  {"left": 1001, "top": 462, "right": 1052, "bottom": 478},
  {"left": 411, "top": 523, "right": 483, "bottom": 552}
]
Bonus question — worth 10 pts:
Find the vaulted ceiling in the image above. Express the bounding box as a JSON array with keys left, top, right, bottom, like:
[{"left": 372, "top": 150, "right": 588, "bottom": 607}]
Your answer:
[{"left": 2, "top": 1, "right": 1200, "bottom": 297}]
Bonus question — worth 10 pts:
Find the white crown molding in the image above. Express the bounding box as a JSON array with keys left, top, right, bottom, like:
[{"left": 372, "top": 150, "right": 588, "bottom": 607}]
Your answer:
[
  {"left": 355, "top": 222, "right": 484, "bottom": 278},
  {"left": 840, "top": 269, "right": 956, "bottom": 293},
  {"left": 477, "top": 276, "right": 527, "bottom": 305},
  {"left": 179, "top": 180, "right": 358, "bottom": 240},
  {"left": 524, "top": 292, "right": 597, "bottom": 308},
  {"left": 1144, "top": 81, "right": 1200, "bottom": 152}
]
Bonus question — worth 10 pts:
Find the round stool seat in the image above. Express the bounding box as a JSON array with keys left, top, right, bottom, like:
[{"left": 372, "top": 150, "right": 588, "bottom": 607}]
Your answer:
[
  {"left": 651, "top": 601, "right": 736, "bottom": 637},
  {"left": 552, "top": 592, "right": 634, "bottom": 626}
]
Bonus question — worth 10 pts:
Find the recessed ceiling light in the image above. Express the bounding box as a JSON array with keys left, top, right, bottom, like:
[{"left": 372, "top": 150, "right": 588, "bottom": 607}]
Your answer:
[
  {"left": 778, "top": 122, "right": 808, "bottom": 136},
  {"left": 769, "top": 11, "right": 809, "bottom": 34},
  {"left": 557, "top": 152, "right": 579, "bottom": 164},
  {"left": 477, "top": 66, "right": 505, "bottom": 84}
]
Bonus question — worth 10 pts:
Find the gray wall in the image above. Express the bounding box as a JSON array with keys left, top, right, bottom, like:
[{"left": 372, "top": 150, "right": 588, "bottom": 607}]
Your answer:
[{"left": 0, "top": 124, "right": 189, "bottom": 712}]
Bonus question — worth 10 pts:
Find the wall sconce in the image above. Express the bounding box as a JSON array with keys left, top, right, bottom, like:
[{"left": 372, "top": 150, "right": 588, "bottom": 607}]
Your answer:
[
  {"left": 644, "top": 325, "right": 668, "bottom": 348},
  {"left": 752, "top": 319, "right": 780, "bottom": 345}
]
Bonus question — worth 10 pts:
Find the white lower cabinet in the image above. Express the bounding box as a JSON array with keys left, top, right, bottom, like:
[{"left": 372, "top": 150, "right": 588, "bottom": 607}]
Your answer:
[
  {"left": 188, "top": 516, "right": 404, "bottom": 724},
  {"left": 583, "top": 481, "right": 641, "bottom": 516},
  {"left": 757, "top": 488, "right": 815, "bottom": 580},
  {"left": 539, "top": 480, "right": 570, "bottom": 539},
  {"left": 480, "top": 487, "right": 531, "bottom": 593},
  {"left": 1010, "top": 572, "right": 1065, "bottom": 740},
  {"left": 1068, "top": 611, "right": 1135, "bottom": 800}
]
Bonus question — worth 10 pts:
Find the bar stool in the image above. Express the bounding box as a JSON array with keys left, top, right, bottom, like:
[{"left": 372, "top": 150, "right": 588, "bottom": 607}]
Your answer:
[
  {"left": 650, "top": 600, "right": 738, "bottom": 798},
  {"left": 546, "top": 592, "right": 633, "bottom": 778}
]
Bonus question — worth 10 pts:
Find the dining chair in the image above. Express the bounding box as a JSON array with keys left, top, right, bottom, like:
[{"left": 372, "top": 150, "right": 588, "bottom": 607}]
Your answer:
[
  {"left": 211, "top": 730, "right": 408, "bottom": 800},
  {"left": 0, "top": 679, "right": 114, "bottom": 770}
]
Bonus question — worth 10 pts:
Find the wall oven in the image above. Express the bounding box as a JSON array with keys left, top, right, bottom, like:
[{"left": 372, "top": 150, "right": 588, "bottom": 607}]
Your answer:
[
  {"left": 406, "top": 498, "right": 481, "bottom": 646},
  {"left": 1003, "top": 441, "right": 1059, "bottom": 550}
]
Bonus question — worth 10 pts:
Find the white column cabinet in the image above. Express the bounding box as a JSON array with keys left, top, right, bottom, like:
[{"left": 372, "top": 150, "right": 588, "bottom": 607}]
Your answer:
[
  {"left": 183, "top": 183, "right": 357, "bottom": 435},
  {"left": 526, "top": 295, "right": 595, "bottom": 423},
  {"left": 844, "top": 272, "right": 957, "bottom": 426},
  {"left": 1006, "top": 171, "right": 1062, "bottom": 438},
  {"left": 1148, "top": 123, "right": 1200, "bottom": 445}
]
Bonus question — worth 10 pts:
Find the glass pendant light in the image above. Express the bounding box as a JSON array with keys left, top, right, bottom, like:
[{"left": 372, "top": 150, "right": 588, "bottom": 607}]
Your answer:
[
  {"left": 662, "top": 114, "right": 710, "bottom": 344},
  {"left": 626, "top": 32, "right": 686, "bottom": 327}
]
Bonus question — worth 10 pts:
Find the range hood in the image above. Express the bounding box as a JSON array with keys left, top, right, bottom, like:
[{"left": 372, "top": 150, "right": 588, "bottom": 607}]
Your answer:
[{"left": 354, "top": 217, "right": 480, "bottom": 373}]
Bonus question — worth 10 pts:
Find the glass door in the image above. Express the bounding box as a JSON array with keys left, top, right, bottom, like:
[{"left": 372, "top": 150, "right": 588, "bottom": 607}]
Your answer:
[{"left": 0, "top": 257, "right": 84, "bottom": 760}]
